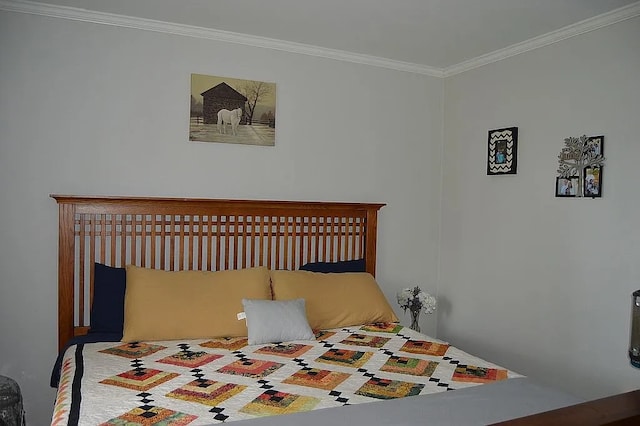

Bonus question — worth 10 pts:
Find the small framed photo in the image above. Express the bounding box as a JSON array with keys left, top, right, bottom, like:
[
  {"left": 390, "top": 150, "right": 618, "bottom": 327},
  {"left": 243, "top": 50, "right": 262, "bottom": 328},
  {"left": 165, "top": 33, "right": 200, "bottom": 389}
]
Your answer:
[
  {"left": 556, "top": 176, "right": 579, "bottom": 197},
  {"left": 584, "top": 166, "right": 602, "bottom": 198},
  {"left": 487, "top": 127, "right": 518, "bottom": 175},
  {"left": 586, "top": 135, "right": 604, "bottom": 157}
]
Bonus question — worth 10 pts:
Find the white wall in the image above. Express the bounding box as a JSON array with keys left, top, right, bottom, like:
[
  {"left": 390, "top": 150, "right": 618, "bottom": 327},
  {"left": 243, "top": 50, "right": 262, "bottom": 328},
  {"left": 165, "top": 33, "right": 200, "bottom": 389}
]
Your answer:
[
  {"left": 0, "top": 11, "right": 444, "bottom": 424},
  {"left": 441, "top": 16, "right": 640, "bottom": 400}
]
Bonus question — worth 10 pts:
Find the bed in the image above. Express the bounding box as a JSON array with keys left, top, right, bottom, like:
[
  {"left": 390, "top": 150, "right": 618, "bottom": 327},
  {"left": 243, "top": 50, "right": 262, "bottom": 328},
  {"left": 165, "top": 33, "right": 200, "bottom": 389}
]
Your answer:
[{"left": 49, "top": 195, "right": 584, "bottom": 426}]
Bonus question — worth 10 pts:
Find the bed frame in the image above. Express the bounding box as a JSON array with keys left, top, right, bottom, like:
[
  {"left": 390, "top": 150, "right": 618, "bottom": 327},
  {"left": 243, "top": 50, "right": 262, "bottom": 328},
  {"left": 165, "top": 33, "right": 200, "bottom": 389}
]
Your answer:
[
  {"left": 493, "top": 388, "right": 640, "bottom": 425},
  {"left": 51, "top": 195, "right": 385, "bottom": 351}
]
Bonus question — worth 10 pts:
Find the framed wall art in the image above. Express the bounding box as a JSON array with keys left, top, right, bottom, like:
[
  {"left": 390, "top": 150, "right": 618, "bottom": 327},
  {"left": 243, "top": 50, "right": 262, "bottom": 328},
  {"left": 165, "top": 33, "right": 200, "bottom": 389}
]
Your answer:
[
  {"left": 584, "top": 166, "right": 602, "bottom": 198},
  {"left": 555, "top": 176, "right": 579, "bottom": 197},
  {"left": 189, "top": 73, "right": 276, "bottom": 146},
  {"left": 584, "top": 135, "right": 603, "bottom": 198},
  {"left": 556, "top": 135, "right": 605, "bottom": 198},
  {"left": 487, "top": 127, "right": 518, "bottom": 175}
]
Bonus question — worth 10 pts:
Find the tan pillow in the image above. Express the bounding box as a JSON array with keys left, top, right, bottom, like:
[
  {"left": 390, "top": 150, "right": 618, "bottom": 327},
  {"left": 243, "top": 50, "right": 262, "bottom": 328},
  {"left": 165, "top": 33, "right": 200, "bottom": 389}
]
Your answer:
[
  {"left": 122, "top": 265, "right": 271, "bottom": 342},
  {"left": 269, "top": 270, "right": 398, "bottom": 330}
]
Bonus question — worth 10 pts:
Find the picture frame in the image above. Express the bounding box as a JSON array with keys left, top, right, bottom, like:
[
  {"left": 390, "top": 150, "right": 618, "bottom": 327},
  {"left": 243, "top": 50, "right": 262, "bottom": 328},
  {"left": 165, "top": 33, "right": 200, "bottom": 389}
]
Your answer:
[
  {"left": 584, "top": 135, "right": 603, "bottom": 198},
  {"left": 586, "top": 135, "right": 604, "bottom": 157},
  {"left": 189, "top": 73, "right": 276, "bottom": 146},
  {"left": 556, "top": 176, "right": 579, "bottom": 197},
  {"left": 556, "top": 134, "right": 605, "bottom": 198},
  {"left": 584, "top": 166, "right": 602, "bottom": 198},
  {"left": 487, "top": 127, "right": 518, "bottom": 175}
]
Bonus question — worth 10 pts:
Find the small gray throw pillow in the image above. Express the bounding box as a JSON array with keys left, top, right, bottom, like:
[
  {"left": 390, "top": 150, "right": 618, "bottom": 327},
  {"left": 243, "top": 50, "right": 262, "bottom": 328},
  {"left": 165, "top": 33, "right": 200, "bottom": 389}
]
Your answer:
[{"left": 242, "top": 298, "right": 315, "bottom": 345}]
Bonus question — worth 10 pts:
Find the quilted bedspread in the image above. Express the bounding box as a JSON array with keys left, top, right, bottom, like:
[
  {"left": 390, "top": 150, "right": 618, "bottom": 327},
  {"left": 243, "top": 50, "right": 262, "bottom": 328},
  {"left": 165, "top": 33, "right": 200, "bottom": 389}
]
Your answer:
[{"left": 51, "top": 323, "right": 521, "bottom": 425}]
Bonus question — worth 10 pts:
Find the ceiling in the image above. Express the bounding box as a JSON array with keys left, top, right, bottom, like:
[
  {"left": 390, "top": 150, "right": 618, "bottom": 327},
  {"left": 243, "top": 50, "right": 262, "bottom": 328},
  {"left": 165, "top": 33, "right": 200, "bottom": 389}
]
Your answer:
[{"left": 11, "top": 0, "right": 640, "bottom": 71}]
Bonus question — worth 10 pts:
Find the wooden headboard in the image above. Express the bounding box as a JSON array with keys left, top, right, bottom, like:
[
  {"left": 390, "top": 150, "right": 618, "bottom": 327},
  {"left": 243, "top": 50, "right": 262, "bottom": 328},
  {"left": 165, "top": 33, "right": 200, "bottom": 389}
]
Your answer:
[{"left": 51, "top": 195, "right": 385, "bottom": 350}]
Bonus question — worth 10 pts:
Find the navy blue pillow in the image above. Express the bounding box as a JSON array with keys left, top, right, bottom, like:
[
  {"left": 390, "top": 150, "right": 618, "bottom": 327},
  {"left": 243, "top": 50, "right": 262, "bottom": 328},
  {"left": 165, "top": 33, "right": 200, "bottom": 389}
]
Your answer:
[
  {"left": 299, "top": 259, "right": 366, "bottom": 273},
  {"left": 89, "top": 263, "right": 126, "bottom": 334}
]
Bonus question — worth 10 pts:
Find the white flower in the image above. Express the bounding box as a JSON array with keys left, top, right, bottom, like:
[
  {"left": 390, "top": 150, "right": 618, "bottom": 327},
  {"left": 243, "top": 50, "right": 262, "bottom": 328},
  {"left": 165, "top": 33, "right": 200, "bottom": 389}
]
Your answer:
[
  {"left": 396, "top": 286, "right": 436, "bottom": 315},
  {"left": 396, "top": 288, "right": 413, "bottom": 307},
  {"left": 421, "top": 294, "right": 437, "bottom": 314}
]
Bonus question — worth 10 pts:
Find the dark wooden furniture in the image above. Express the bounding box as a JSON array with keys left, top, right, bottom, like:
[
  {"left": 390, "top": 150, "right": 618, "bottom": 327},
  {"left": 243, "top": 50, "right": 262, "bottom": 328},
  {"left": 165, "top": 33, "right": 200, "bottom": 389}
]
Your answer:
[
  {"left": 51, "top": 195, "right": 385, "bottom": 352},
  {"left": 492, "top": 389, "right": 640, "bottom": 426}
]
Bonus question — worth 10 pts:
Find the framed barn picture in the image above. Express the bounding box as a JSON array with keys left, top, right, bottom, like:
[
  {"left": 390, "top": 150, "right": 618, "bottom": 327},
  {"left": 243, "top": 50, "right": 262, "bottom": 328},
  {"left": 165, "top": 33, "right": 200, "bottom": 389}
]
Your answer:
[
  {"left": 189, "top": 73, "right": 276, "bottom": 146},
  {"left": 487, "top": 127, "right": 518, "bottom": 175}
]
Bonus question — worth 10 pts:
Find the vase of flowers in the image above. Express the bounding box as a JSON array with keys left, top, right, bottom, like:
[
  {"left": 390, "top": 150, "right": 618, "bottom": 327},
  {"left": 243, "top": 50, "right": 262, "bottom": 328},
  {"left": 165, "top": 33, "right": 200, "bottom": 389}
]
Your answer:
[{"left": 396, "top": 286, "right": 436, "bottom": 333}]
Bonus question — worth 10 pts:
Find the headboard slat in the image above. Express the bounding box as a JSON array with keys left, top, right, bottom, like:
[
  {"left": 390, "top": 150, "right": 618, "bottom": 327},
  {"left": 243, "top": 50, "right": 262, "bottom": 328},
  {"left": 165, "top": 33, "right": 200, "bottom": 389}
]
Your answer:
[{"left": 52, "top": 195, "right": 385, "bottom": 350}]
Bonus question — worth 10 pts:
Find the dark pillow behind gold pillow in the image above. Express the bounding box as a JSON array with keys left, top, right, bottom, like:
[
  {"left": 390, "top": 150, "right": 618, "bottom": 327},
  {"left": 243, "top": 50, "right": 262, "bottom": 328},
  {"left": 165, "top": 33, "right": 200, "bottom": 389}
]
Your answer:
[
  {"left": 269, "top": 270, "right": 398, "bottom": 330},
  {"left": 122, "top": 266, "right": 271, "bottom": 342}
]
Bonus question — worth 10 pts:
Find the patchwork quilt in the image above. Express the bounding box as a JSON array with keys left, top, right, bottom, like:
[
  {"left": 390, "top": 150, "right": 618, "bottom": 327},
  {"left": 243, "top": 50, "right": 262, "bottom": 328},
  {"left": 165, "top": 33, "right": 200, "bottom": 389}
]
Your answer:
[{"left": 51, "top": 324, "right": 521, "bottom": 425}]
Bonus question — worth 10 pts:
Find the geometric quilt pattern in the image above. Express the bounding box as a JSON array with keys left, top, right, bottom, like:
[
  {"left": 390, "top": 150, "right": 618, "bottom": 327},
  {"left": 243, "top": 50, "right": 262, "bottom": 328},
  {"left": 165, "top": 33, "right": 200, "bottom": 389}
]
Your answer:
[
  {"left": 379, "top": 356, "right": 438, "bottom": 377},
  {"left": 157, "top": 351, "right": 223, "bottom": 368},
  {"left": 355, "top": 377, "right": 425, "bottom": 400},
  {"left": 314, "top": 330, "right": 336, "bottom": 340},
  {"left": 217, "top": 358, "right": 284, "bottom": 378},
  {"left": 282, "top": 368, "right": 351, "bottom": 391},
  {"left": 200, "top": 337, "right": 248, "bottom": 351},
  {"left": 254, "top": 344, "right": 313, "bottom": 358},
  {"left": 99, "top": 368, "right": 179, "bottom": 392},
  {"left": 452, "top": 365, "right": 509, "bottom": 383},
  {"left": 102, "top": 405, "right": 198, "bottom": 425},
  {"left": 359, "top": 323, "right": 404, "bottom": 333},
  {"left": 166, "top": 379, "right": 247, "bottom": 406},
  {"left": 400, "top": 340, "right": 450, "bottom": 356},
  {"left": 99, "top": 342, "right": 167, "bottom": 359},
  {"left": 239, "top": 390, "right": 320, "bottom": 416},
  {"left": 316, "top": 349, "right": 373, "bottom": 368},
  {"left": 53, "top": 324, "right": 521, "bottom": 425},
  {"left": 340, "top": 333, "right": 390, "bottom": 348},
  {"left": 51, "top": 357, "right": 73, "bottom": 426}
]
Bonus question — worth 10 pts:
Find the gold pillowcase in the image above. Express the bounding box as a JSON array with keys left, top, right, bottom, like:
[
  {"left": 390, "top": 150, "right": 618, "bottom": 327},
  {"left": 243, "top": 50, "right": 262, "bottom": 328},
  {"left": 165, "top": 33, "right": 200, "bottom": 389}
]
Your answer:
[
  {"left": 269, "top": 270, "right": 398, "bottom": 330},
  {"left": 122, "top": 265, "right": 271, "bottom": 342}
]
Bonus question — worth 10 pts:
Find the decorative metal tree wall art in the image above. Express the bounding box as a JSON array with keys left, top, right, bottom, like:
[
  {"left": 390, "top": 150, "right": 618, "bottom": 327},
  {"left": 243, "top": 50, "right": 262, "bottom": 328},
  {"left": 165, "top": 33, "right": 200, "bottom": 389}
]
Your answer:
[{"left": 557, "top": 135, "right": 605, "bottom": 198}]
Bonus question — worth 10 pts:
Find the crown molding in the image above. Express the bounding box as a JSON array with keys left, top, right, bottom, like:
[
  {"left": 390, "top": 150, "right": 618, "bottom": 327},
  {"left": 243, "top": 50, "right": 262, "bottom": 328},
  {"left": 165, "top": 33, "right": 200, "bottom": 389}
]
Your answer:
[
  {"left": 443, "top": 1, "right": 640, "bottom": 77},
  {"left": 2, "top": 0, "right": 638, "bottom": 78},
  {"left": 0, "top": 0, "right": 443, "bottom": 77}
]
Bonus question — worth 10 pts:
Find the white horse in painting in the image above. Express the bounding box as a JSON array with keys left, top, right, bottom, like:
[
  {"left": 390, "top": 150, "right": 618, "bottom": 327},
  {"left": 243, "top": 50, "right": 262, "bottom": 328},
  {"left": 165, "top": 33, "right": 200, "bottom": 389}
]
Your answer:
[{"left": 217, "top": 108, "right": 243, "bottom": 135}]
